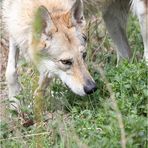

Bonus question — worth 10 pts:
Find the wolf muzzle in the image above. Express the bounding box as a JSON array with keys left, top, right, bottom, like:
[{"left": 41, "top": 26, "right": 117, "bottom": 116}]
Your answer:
[{"left": 84, "top": 79, "right": 97, "bottom": 95}]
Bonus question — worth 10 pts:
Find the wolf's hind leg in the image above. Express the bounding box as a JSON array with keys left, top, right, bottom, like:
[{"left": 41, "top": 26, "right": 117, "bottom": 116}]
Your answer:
[
  {"left": 102, "top": 0, "right": 132, "bottom": 63},
  {"left": 6, "top": 37, "right": 21, "bottom": 110},
  {"left": 132, "top": 0, "right": 148, "bottom": 63}
]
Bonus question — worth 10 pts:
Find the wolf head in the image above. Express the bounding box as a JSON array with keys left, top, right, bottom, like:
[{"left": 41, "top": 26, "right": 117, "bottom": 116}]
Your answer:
[{"left": 30, "top": 0, "right": 97, "bottom": 96}]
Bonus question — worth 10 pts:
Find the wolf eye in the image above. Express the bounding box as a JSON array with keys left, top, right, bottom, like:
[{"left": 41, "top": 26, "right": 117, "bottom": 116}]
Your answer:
[
  {"left": 60, "top": 59, "right": 73, "bottom": 66},
  {"left": 83, "top": 52, "right": 87, "bottom": 60}
]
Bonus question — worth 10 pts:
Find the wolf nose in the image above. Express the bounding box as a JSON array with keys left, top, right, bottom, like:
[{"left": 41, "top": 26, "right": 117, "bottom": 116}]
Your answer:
[{"left": 84, "top": 82, "right": 97, "bottom": 95}]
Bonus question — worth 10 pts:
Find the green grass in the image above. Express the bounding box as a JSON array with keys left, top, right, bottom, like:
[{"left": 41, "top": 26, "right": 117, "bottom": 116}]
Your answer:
[{"left": 0, "top": 14, "right": 147, "bottom": 148}]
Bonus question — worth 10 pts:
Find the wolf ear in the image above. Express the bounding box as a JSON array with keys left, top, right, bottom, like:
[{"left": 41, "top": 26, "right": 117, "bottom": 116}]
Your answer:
[
  {"left": 33, "top": 6, "right": 54, "bottom": 39},
  {"left": 70, "top": 0, "right": 85, "bottom": 25}
]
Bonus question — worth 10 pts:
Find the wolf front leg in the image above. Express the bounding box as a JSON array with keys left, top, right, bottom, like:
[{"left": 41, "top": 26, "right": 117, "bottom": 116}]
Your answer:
[
  {"left": 102, "top": 0, "right": 132, "bottom": 63},
  {"left": 132, "top": 0, "right": 148, "bottom": 63},
  {"left": 33, "top": 72, "right": 52, "bottom": 122},
  {"left": 6, "top": 37, "right": 21, "bottom": 111}
]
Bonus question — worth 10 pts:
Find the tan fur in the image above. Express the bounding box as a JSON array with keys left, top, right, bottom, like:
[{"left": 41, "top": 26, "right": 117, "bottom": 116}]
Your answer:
[
  {"left": 3, "top": 0, "right": 74, "bottom": 51},
  {"left": 3, "top": 0, "right": 96, "bottom": 110}
]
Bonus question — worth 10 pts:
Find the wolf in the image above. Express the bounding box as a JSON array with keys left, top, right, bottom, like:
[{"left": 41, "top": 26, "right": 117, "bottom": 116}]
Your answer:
[
  {"left": 2, "top": 0, "right": 97, "bottom": 110},
  {"left": 85, "top": 0, "right": 148, "bottom": 63}
]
